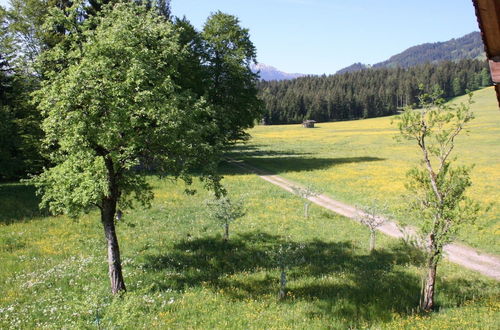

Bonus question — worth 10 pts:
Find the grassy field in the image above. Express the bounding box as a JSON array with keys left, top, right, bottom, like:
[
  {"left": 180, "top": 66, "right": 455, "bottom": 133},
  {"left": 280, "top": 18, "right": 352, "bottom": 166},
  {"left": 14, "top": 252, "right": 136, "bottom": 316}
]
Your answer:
[
  {"left": 1, "top": 87, "right": 499, "bottom": 328},
  {"left": 1, "top": 163, "right": 499, "bottom": 328},
  {"left": 237, "top": 86, "right": 500, "bottom": 254}
]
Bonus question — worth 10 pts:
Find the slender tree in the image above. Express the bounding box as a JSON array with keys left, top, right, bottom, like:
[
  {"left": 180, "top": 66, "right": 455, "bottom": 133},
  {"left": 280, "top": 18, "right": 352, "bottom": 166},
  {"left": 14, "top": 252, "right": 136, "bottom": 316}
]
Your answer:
[
  {"left": 356, "top": 204, "right": 387, "bottom": 252},
  {"left": 205, "top": 194, "right": 245, "bottom": 241},
  {"left": 267, "top": 241, "right": 305, "bottom": 300},
  {"left": 396, "top": 87, "right": 480, "bottom": 311},
  {"left": 291, "top": 184, "right": 320, "bottom": 218},
  {"left": 32, "top": 2, "right": 221, "bottom": 294}
]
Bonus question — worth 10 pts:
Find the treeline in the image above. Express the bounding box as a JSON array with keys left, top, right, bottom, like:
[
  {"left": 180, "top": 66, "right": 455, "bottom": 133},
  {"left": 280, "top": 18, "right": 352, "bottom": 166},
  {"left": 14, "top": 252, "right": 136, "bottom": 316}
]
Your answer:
[
  {"left": 0, "top": 1, "right": 260, "bottom": 181},
  {"left": 1, "top": 6, "right": 45, "bottom": 180},
  {"left": 258, "top": 59, "right": 490, "bottom": 124}
]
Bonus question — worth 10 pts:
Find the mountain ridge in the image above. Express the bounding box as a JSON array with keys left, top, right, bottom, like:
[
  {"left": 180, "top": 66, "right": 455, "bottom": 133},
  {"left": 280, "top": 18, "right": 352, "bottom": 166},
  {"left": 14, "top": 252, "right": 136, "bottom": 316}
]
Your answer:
[
  {"left": 256, "top": 31, "right": 485, "bottom": 80},
  {"left": 251, "top": 63, "right": 306, "bottom": 81},
  {"left": 336, "top": 31, "right": 485, "bottom": 74}
]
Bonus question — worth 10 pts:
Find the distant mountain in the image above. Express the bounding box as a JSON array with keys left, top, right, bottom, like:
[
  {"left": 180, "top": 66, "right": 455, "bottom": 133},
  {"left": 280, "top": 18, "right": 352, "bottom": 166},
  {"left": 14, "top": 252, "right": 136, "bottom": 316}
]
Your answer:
[
  {"left": 251, "top": 63, "right": 305, "bottom": 81},
  {"left": 335, "top": 62, "right": 370, "bottom": 75},
  {"left": 336, "top": 31, "right": 485, "bottom": 74}
]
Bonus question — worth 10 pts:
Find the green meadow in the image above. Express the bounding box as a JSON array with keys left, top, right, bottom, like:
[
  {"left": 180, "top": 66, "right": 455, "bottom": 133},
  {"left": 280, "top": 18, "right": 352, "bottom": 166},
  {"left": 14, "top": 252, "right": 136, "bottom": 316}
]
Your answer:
[
  {"left": 1, "top": 87, "right": 499, "bottom": 328},
  {"left": 238, "top": 86, "right": 500, "bottom": 254}
]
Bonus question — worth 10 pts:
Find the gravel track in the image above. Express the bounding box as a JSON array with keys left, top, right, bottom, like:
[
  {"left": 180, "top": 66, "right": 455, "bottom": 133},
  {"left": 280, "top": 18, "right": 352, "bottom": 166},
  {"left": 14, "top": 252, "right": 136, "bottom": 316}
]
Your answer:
[{"left": 227, "top": 158, "right": 500, "bottom": 280}]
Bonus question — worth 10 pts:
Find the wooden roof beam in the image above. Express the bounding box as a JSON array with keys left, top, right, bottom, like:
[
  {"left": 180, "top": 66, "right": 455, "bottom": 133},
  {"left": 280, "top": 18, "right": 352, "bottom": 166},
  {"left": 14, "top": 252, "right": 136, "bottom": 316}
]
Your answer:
[{"left": 473, "top": 0, "right": 500, "bottom": 108}]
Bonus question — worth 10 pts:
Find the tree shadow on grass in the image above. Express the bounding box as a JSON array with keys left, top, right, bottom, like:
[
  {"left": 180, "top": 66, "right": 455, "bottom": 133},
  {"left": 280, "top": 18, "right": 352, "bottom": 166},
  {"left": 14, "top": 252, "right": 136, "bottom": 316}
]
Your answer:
[
  {"left": 221, "top": 143, "right": 385, "bottom": 175},
  {"left": 226, "top": 144, "right": 313, "bottom": 158},
  {"left": 437, "top": 274, "right": 500, "bottom": 308},
  {"left": 219, "top": 156, "right": 385, "bottom": 176},
  {"left": 143, "top": 232, "right": 282, "bottom": 290},
  {"left": 142, "top": 233, "right": 496, "bottom": 326},
  {"left": 141, "top": 233, "right": 424, "bottom": 324},
  {"left": 0, "top": 183, "right": 48, "bottom": 224}
]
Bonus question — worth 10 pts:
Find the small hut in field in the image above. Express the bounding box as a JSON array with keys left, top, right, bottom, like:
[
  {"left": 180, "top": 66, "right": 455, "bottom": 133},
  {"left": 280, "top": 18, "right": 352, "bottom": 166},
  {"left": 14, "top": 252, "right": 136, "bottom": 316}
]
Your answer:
[{"left": 302, "top": 120, "right": 316, "bottom": 128}]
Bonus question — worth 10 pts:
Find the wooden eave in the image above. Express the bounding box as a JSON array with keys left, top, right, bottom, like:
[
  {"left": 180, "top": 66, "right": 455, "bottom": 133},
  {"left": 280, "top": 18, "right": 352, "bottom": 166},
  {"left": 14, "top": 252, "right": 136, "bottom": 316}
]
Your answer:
[{"left": 472, "top": 0, "right": 500, "bottom": 107}]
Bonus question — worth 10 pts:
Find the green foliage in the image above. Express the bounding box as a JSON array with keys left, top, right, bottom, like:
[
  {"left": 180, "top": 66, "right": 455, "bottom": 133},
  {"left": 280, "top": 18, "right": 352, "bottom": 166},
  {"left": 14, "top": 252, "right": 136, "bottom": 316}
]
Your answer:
[
  {"left": 2, "top": 1, "right": 263, "bottom": 182},
  {"left": 172, "top": 16, "right": 206, "bottom": 96},
  {"left": 205, "top": 194, "right": 245, "bottom": 240},
  {"left": 31, "top": 2, "right": 220, "bottom": 217},
  {"left": 396, "top": 87, "right": 482, "bottom": 311},
  {"left": 202, "top": 11, "right": 263, "bottom": 142},
  {"left": 267, "top": 240, "right": 306, "bottom": 272},
  {"left": 480, "top": 68, "right": 491, "bottom": 87},
  {"left": 205, "top": 195, "right": 246, "bottom": 225},
  {"left": 396, "top": 87, "right": 480, "bottom": 254},
  {"left": 404, "top": 165, "right": 480, "bottom": 247},
  {"left": 6, "top": 0, "right": 49, "bottom": 67},
  {"left": 267, "top": 240, "right": 305, "bottom": 299},
  {"left": 372, "top": 32, "right": 485, "bottom": 69},
  {"left": 0, "top": 7, "right": 44, "bottom": 181}
]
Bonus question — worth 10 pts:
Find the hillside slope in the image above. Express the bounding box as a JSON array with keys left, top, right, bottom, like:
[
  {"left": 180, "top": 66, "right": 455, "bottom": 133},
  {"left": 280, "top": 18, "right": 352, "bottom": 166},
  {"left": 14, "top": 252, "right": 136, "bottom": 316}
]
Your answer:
[{"left": 337, "top": 31, "right": 485, "bottom": 74}]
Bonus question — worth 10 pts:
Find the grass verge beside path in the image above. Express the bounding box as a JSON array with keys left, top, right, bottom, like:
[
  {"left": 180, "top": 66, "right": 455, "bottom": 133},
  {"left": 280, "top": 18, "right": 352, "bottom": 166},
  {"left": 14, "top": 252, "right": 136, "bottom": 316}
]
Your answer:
[
  {"left": 1, "top": 164, "right": 499, "bottom": 328},
  {"left": 237, "top": 87, "right": 500, "bottom": 254}
]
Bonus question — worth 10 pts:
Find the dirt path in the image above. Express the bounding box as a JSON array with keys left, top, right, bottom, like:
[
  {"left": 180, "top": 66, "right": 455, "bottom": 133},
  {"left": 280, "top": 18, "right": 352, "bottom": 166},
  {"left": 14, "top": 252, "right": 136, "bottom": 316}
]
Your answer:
[{"left": 227, "top": 158, "right": 500, "bottom": 281}]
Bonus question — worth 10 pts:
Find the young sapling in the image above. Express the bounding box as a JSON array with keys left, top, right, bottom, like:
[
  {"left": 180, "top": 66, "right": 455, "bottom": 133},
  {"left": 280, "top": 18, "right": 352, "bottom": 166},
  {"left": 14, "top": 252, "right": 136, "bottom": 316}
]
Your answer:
[
  {"left": 205, "top": 194, "right": 245, "bottom": 241},
  {"left": 292, "top": 185, "right": 320, "bottom": 218}
]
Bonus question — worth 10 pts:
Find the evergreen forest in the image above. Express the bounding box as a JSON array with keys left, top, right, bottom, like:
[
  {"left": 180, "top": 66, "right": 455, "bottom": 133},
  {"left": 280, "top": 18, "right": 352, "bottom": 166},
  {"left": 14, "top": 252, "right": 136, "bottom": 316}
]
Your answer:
[{"left": 258, "top": 59, "right": 491, "bottom": 124}]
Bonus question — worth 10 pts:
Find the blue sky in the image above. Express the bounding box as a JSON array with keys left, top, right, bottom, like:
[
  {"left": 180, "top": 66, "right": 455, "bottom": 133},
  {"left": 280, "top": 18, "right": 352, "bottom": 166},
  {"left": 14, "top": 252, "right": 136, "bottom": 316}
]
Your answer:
[{"left": 1, "top": 0, "right": 480, "bottom": 74}]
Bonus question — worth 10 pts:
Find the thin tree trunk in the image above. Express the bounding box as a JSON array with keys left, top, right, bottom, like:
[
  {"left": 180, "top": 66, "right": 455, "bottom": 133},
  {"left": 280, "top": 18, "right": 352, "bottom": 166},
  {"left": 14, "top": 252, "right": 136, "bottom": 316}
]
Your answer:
[
  {"left": 420, "top": 254, "right": 437, "bottom": 312},
  {"left": 101, "top": 198, "right": 126, "bottom": 294},
  {"left": 279, "top": 268, "right": 287, "bottom": 300},
  {"left": 369, "top": 231, "right": 376, "bottom": 252},
  {"left": 223, "top": 223, "right": 229, "bottom": 241},
  {"left": 304, "top": 203, "right": 309, "bottom": 218}
]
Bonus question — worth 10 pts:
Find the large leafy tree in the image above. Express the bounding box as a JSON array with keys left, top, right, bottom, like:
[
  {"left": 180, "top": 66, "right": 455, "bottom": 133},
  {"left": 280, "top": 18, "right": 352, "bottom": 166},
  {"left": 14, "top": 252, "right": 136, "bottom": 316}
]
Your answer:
[
  {"left": 173, "top": 16, "right": 206, "bottom": 97},
  {"left": 7, "top": 0, "right": 170, "bottom": 74},
  {"left": 33, "top": 1, "right": 221, "bottom": 294},
  {"left": 202, "top": 11, "right": 262, "bottom": 142},
  {"left": 396, "top": 87, "right": 480, "bottom": 311}
]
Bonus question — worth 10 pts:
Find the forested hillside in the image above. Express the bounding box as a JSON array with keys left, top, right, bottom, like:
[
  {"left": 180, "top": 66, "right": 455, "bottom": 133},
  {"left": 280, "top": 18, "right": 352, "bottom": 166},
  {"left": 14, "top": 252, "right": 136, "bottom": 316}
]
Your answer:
[
  {"left": 373, "top": 32, "right": 484, "bottom": 69},
  {"left": 258, "top": 59, "right": 490, "bottom": 124},
  {"left": 337, "top": 31, "right": 484, "bottom": 74}
]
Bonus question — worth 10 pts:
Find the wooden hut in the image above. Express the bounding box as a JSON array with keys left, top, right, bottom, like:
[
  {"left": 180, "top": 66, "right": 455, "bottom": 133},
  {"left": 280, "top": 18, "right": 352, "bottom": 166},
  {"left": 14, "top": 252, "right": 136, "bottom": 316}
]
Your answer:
[
  {"left": 302, "top": 120, "right": 316, "bottom": 128},
  {"left": 472, "top": 0, "right": 500, "bottom": 108}
]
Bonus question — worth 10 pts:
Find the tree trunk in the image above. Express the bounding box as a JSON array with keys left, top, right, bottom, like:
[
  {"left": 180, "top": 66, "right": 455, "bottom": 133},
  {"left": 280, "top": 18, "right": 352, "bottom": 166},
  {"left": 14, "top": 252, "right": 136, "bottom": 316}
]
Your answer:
[
  {"left": 420, "top": 255, "right": 437, "bottom": 312},
  {"left": 279, "top": 268, "right": 287, "bottom": 300},
  {"left": 101, "top": 198, "right": 126, "bottom": 294},
  {"left": 304, "top": 203, "right": 309, "bottom": 218},
  {"left": 369, "top": 231, "right": 376, "bottom": 252},
  {"left": 223, "top": 223, "right": 229, "bottom": 241}
]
